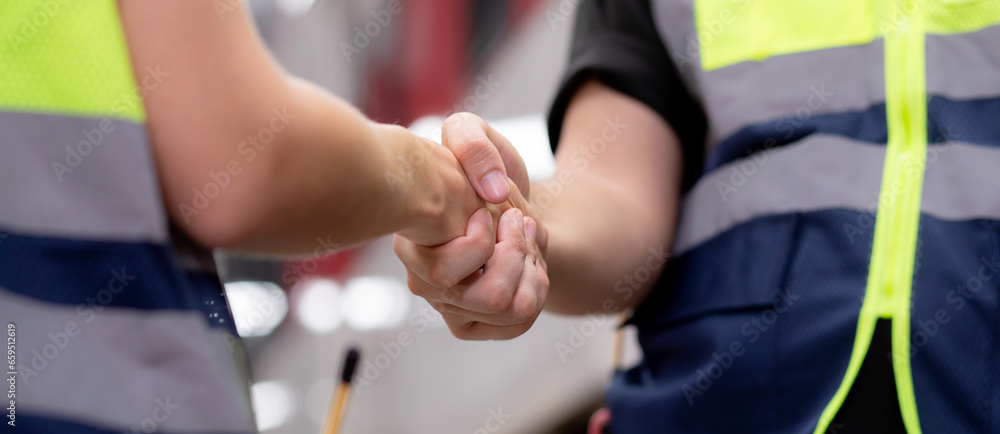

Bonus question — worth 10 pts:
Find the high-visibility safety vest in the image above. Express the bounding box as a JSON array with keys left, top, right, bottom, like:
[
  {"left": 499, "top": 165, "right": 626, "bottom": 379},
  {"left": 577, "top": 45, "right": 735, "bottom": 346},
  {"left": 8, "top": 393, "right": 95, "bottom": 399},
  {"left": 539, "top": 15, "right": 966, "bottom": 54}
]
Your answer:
[
  {"left": 609, "top": 1, "right": 1000, "bottom": 433},
  {"left": 0, "top": 2, "right": 256, "bottom": 432}
]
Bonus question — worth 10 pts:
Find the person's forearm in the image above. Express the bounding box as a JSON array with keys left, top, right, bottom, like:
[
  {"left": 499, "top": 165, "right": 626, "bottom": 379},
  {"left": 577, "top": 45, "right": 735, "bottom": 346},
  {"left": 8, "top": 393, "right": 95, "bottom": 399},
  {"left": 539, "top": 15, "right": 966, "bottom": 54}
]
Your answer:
[
  {"left": 118, "top": 1, "right": 480, "bottom": 254},
  {"left": 188, "top": 78, "right": 481, "bottom": 254},
  {"left": 525, "top": 81, "right": 683, "bottom": 315},
  {"left": 533, "top": 175, "right": 673, "bottom": 315}
]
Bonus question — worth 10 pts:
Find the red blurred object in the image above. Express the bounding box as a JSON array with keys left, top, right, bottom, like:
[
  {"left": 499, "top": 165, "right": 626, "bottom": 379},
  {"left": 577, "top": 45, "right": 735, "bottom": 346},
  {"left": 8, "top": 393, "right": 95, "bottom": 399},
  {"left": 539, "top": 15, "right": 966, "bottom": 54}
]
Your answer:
[
  {"left": 284, "top": 0, "right": 547, "bottom": 288},
  {"left": 588, "top": 407, "right": 612, "bottom": 434},
  {"left": 366, "top": 0, "right": 470, "bottom": 125},
  {"left": 510, "top": 0, "right": 544, "bottom": 25}
]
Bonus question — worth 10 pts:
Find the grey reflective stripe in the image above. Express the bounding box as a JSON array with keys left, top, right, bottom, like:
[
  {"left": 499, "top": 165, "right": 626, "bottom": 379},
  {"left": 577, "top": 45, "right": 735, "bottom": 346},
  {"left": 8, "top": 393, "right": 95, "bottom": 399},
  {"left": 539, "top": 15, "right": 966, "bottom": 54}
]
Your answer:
[
  {"left": 673, "top": 135, "right": 882, "bottom": 254},
  {"left": 673, "top": 135, "right": 1000, "bottom": 255},
  {"left": 651, "top": 1, "right": 1000, "bottom": 153},
  {"left": 926, "top": 23, "right": 1000, "bottom": 101},
  {"left": 698, "top": 41, "right": 885, "bottom": 147},
  {"left": 650, "top": 0, "right": 888, "bottom": 151},
  {"left": 921, "top": 141, "right": 1000, "bottom": 221},
  {"left": 0, "top": 111, "right": 168, "bottom": 243},
  {"left": 2, "top": 288, "right": 255, "bottom": 433}
]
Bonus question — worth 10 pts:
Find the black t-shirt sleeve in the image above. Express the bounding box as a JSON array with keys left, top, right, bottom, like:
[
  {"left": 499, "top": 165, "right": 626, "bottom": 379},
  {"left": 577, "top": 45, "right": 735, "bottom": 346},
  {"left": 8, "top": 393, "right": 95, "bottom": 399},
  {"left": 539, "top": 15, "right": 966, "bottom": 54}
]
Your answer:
[{"left": 546, "top": 0, "right": 706, "bottom": 190}]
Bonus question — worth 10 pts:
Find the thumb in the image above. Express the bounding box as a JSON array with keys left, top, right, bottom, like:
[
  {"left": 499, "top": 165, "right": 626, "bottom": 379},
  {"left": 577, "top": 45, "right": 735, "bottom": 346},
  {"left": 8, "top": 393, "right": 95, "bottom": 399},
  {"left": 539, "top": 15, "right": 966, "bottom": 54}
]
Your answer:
[{"left": 442, "top": 113, "right": 528, "bottom": 204}]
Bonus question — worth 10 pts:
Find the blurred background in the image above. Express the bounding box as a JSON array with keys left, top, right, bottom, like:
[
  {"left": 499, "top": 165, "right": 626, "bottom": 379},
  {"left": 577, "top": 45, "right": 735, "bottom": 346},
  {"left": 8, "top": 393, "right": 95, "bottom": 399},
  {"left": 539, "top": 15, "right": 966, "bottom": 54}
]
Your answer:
[{"left": 215, "top": 1, "right": 640, "bottom": 433}]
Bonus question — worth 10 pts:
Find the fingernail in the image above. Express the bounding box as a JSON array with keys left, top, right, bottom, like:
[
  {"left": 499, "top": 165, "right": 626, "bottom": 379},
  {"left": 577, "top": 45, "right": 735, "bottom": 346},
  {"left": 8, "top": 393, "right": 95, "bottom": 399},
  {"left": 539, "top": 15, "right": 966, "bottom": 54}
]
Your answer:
[
  {"left": 481, "top": 170, "right": 509, "bottom": 203},
  {"left": 525, "top": 217, "right": 537, "bottom": 241}
]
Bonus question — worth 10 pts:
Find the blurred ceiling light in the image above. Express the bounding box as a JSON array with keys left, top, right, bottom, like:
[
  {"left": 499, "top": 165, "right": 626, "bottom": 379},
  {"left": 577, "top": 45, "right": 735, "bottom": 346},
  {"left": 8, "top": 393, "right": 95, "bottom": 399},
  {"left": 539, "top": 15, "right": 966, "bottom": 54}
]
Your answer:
[
  {"left": 295, "top": 278, "right": 344, "bottom": 334},
  {"left": 341, "top": 276, "right": 410, "bottom": 330},
  {"left": 252, "top": 381, "right": 296, "bottom": 432},
  {"left": 274, "top": 0, "right": 315, "bottom": 17},
  {"left": 224, "top": 281, "right": 288, "bottom": 337}
]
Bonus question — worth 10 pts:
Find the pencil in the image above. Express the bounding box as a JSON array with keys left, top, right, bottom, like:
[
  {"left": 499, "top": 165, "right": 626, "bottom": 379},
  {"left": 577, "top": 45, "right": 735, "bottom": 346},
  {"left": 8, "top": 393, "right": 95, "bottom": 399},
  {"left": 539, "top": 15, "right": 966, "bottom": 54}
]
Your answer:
[{"left": 323, "top": 347, "right": 360, "bottom": 434}]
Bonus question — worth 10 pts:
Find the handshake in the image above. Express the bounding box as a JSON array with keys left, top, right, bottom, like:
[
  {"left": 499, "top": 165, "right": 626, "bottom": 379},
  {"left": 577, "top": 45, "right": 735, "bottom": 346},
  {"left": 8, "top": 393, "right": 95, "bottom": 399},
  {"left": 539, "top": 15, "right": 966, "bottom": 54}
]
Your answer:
[{"left": 392, "top": 113, "right": 550, "bottom": 341}]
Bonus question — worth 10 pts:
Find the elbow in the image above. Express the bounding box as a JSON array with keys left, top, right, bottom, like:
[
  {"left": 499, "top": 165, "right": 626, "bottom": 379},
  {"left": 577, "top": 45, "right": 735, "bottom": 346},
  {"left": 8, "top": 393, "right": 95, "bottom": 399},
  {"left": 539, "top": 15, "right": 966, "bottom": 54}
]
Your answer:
[
  {"left": 173, "top": 199, "right": 259, "bottom": 250},
  {"left": 159, "top": 134, "right": 286, "bottom": 251}
]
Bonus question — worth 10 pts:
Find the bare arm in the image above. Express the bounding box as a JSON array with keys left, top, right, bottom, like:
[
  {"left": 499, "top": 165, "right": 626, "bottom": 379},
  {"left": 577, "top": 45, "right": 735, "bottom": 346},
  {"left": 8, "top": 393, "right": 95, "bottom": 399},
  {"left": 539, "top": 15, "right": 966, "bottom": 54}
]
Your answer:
[
  {"left": 392, "top": 80, "right": 680, "bottom": 339},
  {"left": 117, "top": 1, "right": 480, "bottom": 254},
  {"left": 539, "top": 80, "right": 682, "bottom": 314}
]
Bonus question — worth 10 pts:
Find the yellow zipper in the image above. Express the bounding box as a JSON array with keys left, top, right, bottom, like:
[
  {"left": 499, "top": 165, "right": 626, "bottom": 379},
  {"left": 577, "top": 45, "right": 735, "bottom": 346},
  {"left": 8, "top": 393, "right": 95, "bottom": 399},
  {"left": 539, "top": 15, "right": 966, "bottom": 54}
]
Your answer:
[{"left": 814, "top": 0, "right": 927, "bottom": 432}]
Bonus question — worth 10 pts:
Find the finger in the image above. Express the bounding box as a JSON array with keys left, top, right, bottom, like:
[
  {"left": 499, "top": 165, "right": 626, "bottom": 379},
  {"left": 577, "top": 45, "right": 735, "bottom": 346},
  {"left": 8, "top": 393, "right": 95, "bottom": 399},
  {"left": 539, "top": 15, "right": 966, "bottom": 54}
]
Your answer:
[
  {"left": 481, "top": 123, "right": 529, "bottom": 198},
  {"left": 406, "top": 275, "right": 515, "bottom": 330},
  {"left": 431, "top": 301, "right": 532, "bottom": 327},
  {"left": 393, "top": 208, "right": 495, "bottom": 288},
  {"left": 451, "top": 208, "right": 527, "bottom": 314},
  {"left": 405, "top": 268, "right": 446, "bottom": 301},
  {"left": 524, "top": 215, "right": 548, "bottom": 252},
  {"left": 442, "top": 113, "right": 508, "bottom": 203},
  {"left": 411, "top": 278, "right": 526, "bottom": 328},
  {"left": 442, "top": 113, "right": 529, "bottom": 203},
  {"left": 449, "top": 318, "right": 536, "bottom": 341},
  {"left": 508, "top": 218, "right": 546, "bottom": 323}
]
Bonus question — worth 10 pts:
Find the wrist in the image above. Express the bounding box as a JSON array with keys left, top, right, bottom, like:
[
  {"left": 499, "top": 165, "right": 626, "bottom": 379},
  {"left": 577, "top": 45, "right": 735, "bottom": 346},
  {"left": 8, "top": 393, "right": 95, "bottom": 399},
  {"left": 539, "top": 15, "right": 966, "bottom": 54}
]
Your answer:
[{"left": 380, "top": 124, "right": 479, "bottom": 246}]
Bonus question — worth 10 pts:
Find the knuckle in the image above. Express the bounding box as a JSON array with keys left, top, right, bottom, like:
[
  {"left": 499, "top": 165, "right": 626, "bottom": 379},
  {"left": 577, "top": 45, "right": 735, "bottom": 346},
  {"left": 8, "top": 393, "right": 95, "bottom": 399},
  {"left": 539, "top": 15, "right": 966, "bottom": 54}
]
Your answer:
[
  {"left": 437, "top": 305, "right": 463, "bottom": 322},
  {"left": 439, "top": 286, "right": 462, "bottom": 304},
  {"left": 511, "top": 237, "right": 528, "bottom": 258},
  {"left": 405, "top": 273, "right": 433, "bottom": 298},
  {"left": 511, "top": 296, "right": 537, "bottom": 323},
  {"left": 391, "top": 235, "right": 406, "bottom": 258},
  {"left": 404, "top": 272, "right": 420, "bottom": 291},
  {"left": 510, "top": 323, "right": 533, "bottom": 339},
  {"left": 481, "top": 285, "right": 512, "bottom": 314},
  {"left": 472, "top": 233, "right": 496, "bottom": 260},
  {"left": 454, "top": 136, "right": 495, "bottom": 166},
  {"left": 446, "top": 112, "right": 479, "bottom": 127},
  {"left": 447, "top": 321, "right": 478, "bottom": 341},
  {"left": 539, "top": 272, "right": 551, "bottom": 293},
  {"left": 426, "top": 264, "right": 459, "bottom": 289},
  {"left": 446, "top": 323, "right": 469, "bottom": 340}
]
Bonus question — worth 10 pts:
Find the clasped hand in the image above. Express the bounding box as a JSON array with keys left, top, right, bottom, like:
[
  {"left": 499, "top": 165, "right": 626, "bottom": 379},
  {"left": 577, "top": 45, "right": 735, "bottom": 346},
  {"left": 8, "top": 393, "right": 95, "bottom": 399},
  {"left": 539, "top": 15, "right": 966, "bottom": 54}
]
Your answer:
[{"left": 393, "top": 113, "right": 550, "bottom": 340}]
